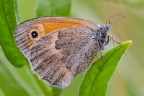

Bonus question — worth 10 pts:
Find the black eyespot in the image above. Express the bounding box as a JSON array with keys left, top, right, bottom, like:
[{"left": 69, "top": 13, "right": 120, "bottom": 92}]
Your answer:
[
  {"left": 100, "top": 39, "right": 105, "bottom": 43},
  {"left": 31, "top": 31, "right": 38, "bottom": 38}
]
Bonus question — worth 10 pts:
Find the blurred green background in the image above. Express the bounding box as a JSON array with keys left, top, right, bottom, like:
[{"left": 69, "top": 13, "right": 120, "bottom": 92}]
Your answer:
[{"left": 0, "top": 0, "right": 144, "bottom": 96}]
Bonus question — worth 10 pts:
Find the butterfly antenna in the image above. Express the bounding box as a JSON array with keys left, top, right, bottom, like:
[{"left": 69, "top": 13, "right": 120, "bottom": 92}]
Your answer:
[{"left": 106, "top": 13, "right": 125, "bottom": 24}]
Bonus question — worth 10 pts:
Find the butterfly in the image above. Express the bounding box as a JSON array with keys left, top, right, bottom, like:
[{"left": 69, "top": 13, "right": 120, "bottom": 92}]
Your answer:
[{"left": 14, "top": 16, "right": 115, "bottom": 88}]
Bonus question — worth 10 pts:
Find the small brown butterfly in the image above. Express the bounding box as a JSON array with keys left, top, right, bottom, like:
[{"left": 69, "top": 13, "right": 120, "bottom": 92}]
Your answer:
[{"left": 14, "top": 15, "right": 119, "bottom": 88}]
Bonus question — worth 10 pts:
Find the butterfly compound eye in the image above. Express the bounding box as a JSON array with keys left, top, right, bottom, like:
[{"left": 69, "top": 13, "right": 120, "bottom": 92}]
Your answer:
[{"left": 31, "top": 31, "right": 38, "bottom": 38}]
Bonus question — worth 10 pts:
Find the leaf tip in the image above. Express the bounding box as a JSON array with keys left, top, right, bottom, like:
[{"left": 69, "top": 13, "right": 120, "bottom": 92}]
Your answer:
[
  {"left": 121, "top": 40, "right": 132, "bottom": 46},
  {"left": 125, "top": 40, "right": 132, "bottom": 44}
]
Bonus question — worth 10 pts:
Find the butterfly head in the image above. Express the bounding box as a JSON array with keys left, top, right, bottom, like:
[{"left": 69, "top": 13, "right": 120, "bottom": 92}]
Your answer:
[{"left": 96, "top": 23, "right": 112, "bottom": 50}]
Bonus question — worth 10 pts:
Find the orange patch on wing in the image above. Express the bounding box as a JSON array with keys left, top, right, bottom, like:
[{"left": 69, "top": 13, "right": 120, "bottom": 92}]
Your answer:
[
  {"left": 29, "top": 17, "right": 97, "bottom": 45},
  {"left": 34, "top": 18, "right": 95, "bottom": 34}
]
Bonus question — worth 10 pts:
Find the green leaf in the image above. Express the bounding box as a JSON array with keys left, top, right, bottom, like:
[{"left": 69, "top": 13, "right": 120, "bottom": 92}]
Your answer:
[
  {"left": 79, "top": 40, "right": 132, "bottom": 96},
  {"left": 36, "top": 0, "right": 72, "bottom": 17},
  {"left": 0, "top": 0, "right": 27, "bottom": 67},
  {"left": 0, "top": 60, "right": 30, "bottom": 96}
]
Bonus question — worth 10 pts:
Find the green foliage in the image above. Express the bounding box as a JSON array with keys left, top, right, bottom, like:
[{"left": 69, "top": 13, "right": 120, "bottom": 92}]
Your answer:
[
  {"left": 0, "top": 0, "right": 27, "bottom": 67},
  {"left": 36, "top": 0, "right": 71, "bottom": 17},
  {"left": 0, "top": 0, "right": 132, "bottom": 96},
  {"left": 79, "top": 41, "right": 132, "bottom": 96}
]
